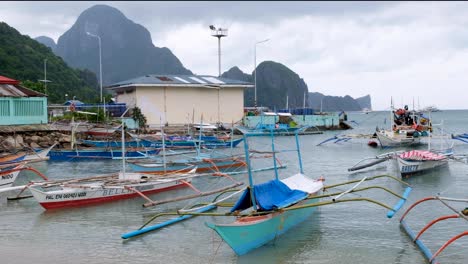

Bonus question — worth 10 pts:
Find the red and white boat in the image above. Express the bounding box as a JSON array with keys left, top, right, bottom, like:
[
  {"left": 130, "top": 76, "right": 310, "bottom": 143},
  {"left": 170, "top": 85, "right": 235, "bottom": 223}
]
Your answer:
[
  {"left": 23, "top": 170, "right": 195, "bottom": 209},
  {"left": 397, "top": 150, "right": 449, "bottom": 176}
]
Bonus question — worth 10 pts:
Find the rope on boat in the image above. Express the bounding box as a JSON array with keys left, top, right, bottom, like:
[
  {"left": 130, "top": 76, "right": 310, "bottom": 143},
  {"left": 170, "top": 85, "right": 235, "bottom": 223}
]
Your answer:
[{"left": 332, "top": 177, "right": 367, "bottom": 201}]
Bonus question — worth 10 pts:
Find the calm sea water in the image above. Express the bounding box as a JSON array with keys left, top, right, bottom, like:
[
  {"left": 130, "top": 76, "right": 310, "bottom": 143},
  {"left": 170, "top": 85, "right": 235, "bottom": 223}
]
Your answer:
[{"left": 1, "top": 110, "right": 467, "bottom": 264}]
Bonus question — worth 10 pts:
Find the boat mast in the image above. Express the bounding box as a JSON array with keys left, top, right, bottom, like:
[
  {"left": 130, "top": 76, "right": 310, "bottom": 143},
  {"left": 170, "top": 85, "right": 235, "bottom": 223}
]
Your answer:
[
  {"left": 120, "top": 107, "right": 130, "bottom": 179},
  {"left": 160, "top": 116, "right": 166, "bottom": 173},
  {"left": 390, "top": 97, "right": 394, "bottom": 130},
  {"left": 121, "top": 118, "right": 126, "bottom": 179}
]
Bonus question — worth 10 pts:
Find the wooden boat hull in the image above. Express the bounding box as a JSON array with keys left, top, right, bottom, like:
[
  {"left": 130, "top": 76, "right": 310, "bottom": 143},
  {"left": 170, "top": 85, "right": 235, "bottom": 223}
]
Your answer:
[
  {"left": 48, "top": 148, "right": 160, "bottom": 161},
  {"left": 80, "top": 139, "right": 153, "bottom": 148},
  {"left": 0, "top": 167, "right": 21, "bottom": 189},
  {"left": 376, "top": 131, "right": 421, "bottom": 148},
  {"left": 29, "top": 179, "right": 188, "bottom": 209},
  {"left": 129, "top": 159, "right": 246, "bottom": 174},
  {"left": 140, "top": 137, "right": 243, "bottom": 149},
  {"left": 397, "top": 157, "right": 448, "bottom": 176},
  {"left": 206, "top": 196, "right": 319, "bottom": 255},
  {"left": 84, "top": 127, "right": 119, "bottom": 137},
  {"left": 0, "top": 153, "right": 26, "bottom": 165}
]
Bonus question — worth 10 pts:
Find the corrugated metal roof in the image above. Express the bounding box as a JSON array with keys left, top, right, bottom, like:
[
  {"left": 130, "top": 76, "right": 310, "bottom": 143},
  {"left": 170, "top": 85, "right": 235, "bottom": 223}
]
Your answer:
[
  {"left": 0, "top": 84, "right": 46, "bottom": 97},
  {"left": 0, "top": 75, "right": 20, "bottom": 85},
  {"left": 106, "top": 74, "right": 253, "bottom": 89}
]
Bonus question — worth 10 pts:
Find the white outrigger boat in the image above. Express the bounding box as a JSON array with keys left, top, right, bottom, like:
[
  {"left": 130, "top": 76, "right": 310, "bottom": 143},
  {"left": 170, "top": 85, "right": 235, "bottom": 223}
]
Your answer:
[
  {"left": 396, "top": 150, "right": 450, "bottom": 176},
  {"left": 0, "top": 165, "right": 23, "bottom": 189},
  {"left": 375, "top": 128, "right": 422, "bottom": 148},
  {"left": 23, "top": 170, "right": 196, "bottom": 209},
  {"left": 0, "top": 162, "right": 49, "bottom": 190}
]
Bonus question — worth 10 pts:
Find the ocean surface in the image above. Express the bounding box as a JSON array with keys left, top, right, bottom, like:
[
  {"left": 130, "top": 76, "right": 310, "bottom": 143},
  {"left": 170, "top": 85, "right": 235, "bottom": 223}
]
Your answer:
[{"left": 1, "top": 110, "right": 467, "bottom": 264}]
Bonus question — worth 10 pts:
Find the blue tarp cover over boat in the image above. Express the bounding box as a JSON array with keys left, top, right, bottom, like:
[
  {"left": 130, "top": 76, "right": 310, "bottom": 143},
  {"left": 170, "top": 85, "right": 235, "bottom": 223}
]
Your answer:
[{"left": 230, "top": 179, "right": 308, "bottom": 212}]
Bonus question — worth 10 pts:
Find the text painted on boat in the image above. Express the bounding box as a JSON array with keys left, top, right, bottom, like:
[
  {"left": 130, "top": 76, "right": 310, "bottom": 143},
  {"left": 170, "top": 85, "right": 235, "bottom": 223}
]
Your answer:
[{"left": 1, "top": 173, "right": 14, "bottom": 180}]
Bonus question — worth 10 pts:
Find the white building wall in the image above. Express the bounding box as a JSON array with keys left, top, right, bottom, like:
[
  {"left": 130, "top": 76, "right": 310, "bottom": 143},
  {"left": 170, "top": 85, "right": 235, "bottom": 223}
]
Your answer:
[
  {"left": 115, "top": 89, "right": 137, "bottom": 109},
  {"left": 133, "top": 86, "right": 245, "bottom": 126}
]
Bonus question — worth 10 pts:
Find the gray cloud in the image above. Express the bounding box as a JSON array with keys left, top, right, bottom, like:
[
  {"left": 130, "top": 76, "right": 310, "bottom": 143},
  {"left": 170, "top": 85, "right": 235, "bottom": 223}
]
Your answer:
[{"left": 1, "top": 1, "right": 468, "bottom": 110}]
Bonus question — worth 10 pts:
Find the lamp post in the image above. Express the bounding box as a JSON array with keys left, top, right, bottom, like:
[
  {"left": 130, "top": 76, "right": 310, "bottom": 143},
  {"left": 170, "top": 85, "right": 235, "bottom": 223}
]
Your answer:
[
  {"left": 209, "top": 25, "right": 228, "bottom": 77},
  {"left": 254, "top": 39, "right": 269, "bottom": 108},
  {"left": 320, "top": 97, "right": 324, "bottom": 113},
  {"left": 38, "top": 58, "right": 51, "bottom": 97},
  {"left": 86, "top": 32, "right": 105, "bottom": 117}
]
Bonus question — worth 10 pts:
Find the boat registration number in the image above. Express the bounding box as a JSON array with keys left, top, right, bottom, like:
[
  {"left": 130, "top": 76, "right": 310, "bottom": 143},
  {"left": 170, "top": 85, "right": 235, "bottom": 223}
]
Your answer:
[{"left": 401, "top": 165, "right": 418, "bottom": 173}]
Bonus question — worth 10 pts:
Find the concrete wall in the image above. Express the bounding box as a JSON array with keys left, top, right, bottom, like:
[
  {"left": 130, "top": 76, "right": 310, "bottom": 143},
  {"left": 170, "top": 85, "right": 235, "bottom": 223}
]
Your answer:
[
  {"left": 131, "top": 86, "right": 245, "bottom": 126},
  {"left": 0, "top": 97, "right": 48, "bottom": 125}
]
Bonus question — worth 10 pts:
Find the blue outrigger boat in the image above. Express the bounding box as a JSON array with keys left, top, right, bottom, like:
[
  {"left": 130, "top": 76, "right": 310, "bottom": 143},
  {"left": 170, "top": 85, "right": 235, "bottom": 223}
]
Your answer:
[
  {"left": 122, "top": 128, "right": 412, "bottom": 255},
  {"left": 48, "top": 147, "right": 160, "bottom": 161}
]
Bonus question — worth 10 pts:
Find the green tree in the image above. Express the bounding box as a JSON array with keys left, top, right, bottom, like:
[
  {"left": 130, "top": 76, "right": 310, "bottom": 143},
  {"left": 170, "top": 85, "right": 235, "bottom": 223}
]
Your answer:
[{"left": 131, "top": 107, "right": 147, "bottom": 133}]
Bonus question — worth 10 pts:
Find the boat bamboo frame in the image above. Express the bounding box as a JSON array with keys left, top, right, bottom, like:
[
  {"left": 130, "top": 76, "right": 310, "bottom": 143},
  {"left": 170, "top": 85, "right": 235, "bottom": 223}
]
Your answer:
[
  {"left": 400, "top": 196, "right": 468, "bottom": 263},
  {"left": 122, "top": 173, "right": 412, "bottom": 239}
]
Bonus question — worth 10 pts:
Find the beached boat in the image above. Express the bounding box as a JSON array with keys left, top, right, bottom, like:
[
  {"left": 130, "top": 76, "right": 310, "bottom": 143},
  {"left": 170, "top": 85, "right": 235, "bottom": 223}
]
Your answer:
[
  {"left": 400, "top": 196, "right": 467, "bottom": 263},
  {"left": 122, "top": 128, "right": 413, "bottom": 255},
  {"left": 48, "top": 147, "right": 160, "bottom": 161},
  {"left": 84, "top": 125, "right": 121, "bottom": 137}
]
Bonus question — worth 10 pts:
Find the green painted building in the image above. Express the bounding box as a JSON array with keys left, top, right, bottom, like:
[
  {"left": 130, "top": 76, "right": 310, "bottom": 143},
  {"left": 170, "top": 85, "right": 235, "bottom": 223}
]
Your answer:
[{"left": 0, "top": 75, "right": 48, "bottom": 125}]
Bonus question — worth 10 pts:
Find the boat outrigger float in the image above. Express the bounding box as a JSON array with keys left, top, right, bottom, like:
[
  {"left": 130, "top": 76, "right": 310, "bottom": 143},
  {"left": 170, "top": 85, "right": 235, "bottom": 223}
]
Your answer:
[
  {"left": 400, "top": 196, "right": 468, "bottom": 263},
  {"left": 122, "top": 128, "right": 412, "bottom": 255}
]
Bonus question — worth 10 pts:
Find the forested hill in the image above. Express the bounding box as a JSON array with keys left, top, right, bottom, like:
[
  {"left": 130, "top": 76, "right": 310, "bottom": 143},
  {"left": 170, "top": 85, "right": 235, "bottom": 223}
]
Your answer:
[
  {"left": 222, "top": 61, "right": 309, "bottom": 109},
  {"left": 55, "top": 4, "right": 192, "bottom": 85},
  {"left": 0, "top": 22, "right": 100, "bottom": 103}
]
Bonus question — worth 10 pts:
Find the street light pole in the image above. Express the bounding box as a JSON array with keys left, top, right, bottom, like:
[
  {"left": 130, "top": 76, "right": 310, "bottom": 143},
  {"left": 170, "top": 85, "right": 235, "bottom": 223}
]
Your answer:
[
  {"left": 86, "top": 32, "right": 105, "bottom": 117},
  {"left": 44, "top": 59, "right": 47, "bottom": 95},
  {"left": 38, "top": 58, "right": 51, "bottom": 100},
  {"left": 210, "top": 25, "right": 228, "bottom": 77},
  {"left": 254, "top": 39, "right": 269, "bottom": 108}
]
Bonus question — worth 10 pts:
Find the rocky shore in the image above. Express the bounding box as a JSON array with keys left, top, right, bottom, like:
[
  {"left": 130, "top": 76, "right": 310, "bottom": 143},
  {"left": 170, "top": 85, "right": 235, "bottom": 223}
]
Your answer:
[{"left": 0, "top": 131, "right": 72, "bottom": 151}]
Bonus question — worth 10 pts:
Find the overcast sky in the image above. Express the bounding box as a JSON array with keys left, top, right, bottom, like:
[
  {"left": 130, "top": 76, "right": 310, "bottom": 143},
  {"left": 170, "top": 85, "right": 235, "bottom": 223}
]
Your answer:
[{"left": 2, "top": 1, "right": 468, "bottom": 110}]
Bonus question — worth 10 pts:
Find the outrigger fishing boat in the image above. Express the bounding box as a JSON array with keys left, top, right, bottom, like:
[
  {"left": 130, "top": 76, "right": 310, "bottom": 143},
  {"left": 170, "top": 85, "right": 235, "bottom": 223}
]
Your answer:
[
  {"left": 48, "top": 147, "right": 160, "bottom": 161},
  {"left": 396, "top": 150, "right": 450, "bottom": 176},
  {"left": 1, "top": 124, "right": 197, "bottom": 209},
  {"left": 23, "top": 143, "right": 57, "bottom": 162},
  {"left": 400, "top": 196, "right": 468, "bottom": 263},
  {"left": 128, "top": 154, "right": 247, "bottom": 174},
  {"left": 0, "top": 152, "right": 26, "bottom": 165},
  {"left": 0, "top": 163, "right": 48, "bottom": 190},
  {"left": 122, "top": 128, "right": 412, "bottom": 255}
]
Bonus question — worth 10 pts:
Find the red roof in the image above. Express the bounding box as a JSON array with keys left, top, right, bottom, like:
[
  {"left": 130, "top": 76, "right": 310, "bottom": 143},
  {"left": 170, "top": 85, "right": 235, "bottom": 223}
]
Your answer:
[{"left": 0, "top": 75, "right": 20, "bottom": 85}]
